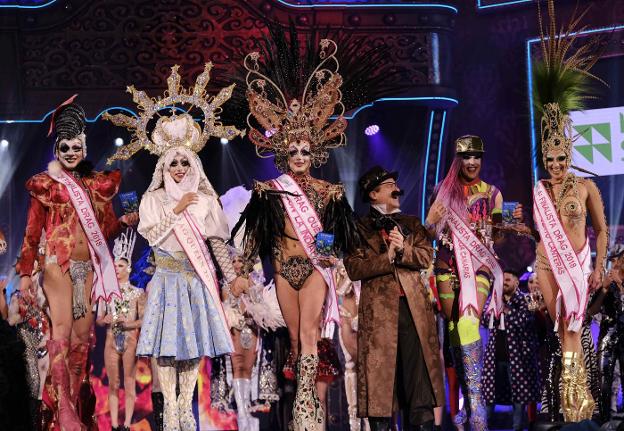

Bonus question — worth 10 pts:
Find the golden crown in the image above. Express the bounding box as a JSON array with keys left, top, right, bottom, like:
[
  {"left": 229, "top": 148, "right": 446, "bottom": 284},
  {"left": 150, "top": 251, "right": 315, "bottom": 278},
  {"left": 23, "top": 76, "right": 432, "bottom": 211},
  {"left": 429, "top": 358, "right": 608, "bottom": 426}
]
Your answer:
[
  {"left": 244, "top": 39, "right": 347, "bottom": 172},
  {"left": 103, "top": 64, "right": 245, "bottom": 163}
]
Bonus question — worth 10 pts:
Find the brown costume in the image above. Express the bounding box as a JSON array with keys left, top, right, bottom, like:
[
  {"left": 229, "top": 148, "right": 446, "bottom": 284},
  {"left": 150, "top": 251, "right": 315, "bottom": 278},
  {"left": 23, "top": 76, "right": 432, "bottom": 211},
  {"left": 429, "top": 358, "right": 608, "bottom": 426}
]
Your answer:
[{"left": 344, "top": 211, "right": 444, "bottom": 420}]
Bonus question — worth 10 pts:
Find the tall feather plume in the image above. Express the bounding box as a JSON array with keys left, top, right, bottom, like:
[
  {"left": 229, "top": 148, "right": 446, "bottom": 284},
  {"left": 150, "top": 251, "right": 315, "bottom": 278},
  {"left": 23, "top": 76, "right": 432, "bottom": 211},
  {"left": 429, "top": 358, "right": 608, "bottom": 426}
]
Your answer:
[
  {"left": 221, "top": 20, "right": 410, "bottom": 129},
  {"left": 532, "top": 0, "right": 608, "bottom": 172},
  {"left": 532, "top": 0, "right": 606, "bottom": 116}
]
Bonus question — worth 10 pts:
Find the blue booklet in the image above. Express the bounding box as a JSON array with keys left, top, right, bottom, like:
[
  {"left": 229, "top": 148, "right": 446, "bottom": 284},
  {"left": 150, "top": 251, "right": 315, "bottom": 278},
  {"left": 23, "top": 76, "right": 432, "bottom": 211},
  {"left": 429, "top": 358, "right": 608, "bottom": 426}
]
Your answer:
[
  {"left": 315, "top": 232, "right": 335, "bottom": 256},
  {"left": 119, "top": 191, "right": 139, "bottom": 214},
  {"left": 502, "top": 201, "right": 518, "bottom": 224}
]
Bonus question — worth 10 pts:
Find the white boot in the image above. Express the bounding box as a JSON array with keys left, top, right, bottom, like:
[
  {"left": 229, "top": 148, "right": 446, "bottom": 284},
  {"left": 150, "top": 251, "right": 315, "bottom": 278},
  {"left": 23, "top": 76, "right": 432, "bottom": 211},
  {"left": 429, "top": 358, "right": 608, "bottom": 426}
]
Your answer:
[
  {"left": 176, "top": 360, "right": 199, "bottom": 431},
  {"left": 156, "top": 363, "right": 179, "bottom": 431},
  {"left": 233, "top": 378, "right": 250, "bottom": 431},
  {"left": 241, "top": 379, "right": 259, "bottom": 431}
]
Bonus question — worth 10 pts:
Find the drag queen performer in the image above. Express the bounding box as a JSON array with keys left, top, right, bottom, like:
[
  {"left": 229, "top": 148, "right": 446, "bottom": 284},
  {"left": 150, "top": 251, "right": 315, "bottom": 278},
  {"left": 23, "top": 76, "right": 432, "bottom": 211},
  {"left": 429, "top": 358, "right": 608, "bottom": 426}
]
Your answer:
[
  {"left": 233, "top": 40, "right": 360, "bottom": 430},
  {"left": 103, "top": 63, "right": 245, "bottom": 431},
  {"left": 17, "top": 97, "right": 137, "bottom": 430},
  {"left": 530, "top": 0, "right": 607, "bottom": 422},
  {"left": 96, "top": 229, "right": 145, "bottom": 431},
  {"left": 425, "top": 135, "right": 510, "bottom": 430}
]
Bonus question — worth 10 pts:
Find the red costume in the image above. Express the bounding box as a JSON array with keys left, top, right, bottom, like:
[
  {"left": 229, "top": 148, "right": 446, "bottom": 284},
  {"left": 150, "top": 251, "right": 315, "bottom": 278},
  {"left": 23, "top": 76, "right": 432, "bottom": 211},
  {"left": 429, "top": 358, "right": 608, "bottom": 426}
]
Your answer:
[{"left": 18, "top": 170, "right": 122, "bottom": 276}]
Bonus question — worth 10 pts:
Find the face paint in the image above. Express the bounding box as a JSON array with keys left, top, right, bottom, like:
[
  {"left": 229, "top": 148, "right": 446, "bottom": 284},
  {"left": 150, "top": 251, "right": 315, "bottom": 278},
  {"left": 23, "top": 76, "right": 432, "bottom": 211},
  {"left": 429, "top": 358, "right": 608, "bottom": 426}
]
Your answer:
[
  {"left": 168, "top": 153, "right": 191, "bottom": 183},
  {"left": 287, "top": 141, "right": 312, "bottom": 174},
  {"left": 56, "top": 137, "right": 85, "bottom": 170}
]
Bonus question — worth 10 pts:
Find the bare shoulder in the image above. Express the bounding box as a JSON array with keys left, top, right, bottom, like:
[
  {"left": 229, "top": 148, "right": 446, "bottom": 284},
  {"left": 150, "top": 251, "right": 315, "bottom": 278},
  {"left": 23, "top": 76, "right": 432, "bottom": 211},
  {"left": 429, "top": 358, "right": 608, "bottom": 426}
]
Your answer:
[{"left": 578, "top": 177, "right": 599, "bottom": 198}]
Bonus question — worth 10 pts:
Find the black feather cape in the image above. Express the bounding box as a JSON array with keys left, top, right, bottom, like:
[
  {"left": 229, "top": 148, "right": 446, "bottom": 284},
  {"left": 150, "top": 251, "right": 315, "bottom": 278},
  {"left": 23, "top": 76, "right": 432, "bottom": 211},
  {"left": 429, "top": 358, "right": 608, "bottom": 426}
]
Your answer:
[{"left": 232, "top": 186, "right": 361, "bottom": 261}]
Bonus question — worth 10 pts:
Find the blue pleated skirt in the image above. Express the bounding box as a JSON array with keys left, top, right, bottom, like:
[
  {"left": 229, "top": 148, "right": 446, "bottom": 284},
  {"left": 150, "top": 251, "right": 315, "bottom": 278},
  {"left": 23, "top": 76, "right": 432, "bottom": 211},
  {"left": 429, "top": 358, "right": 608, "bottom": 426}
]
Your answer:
[{"left": 137, "top": 250, "right": 232, "bottom": 361}]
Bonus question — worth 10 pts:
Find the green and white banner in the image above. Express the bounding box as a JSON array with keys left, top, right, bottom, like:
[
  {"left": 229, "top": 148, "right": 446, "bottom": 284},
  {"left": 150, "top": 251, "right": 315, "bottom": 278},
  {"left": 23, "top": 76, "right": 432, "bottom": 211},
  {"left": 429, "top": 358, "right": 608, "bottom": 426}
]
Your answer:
[{"left": 570, "top": 106, "right": 624, "bottom": 177}]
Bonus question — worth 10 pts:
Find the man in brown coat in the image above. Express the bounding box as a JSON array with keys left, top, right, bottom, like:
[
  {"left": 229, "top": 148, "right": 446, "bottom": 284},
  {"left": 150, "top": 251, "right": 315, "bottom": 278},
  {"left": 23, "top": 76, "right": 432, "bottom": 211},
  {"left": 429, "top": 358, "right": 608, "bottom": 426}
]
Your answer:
[{"left": 344, "top": 166, "right": 444, "bottom": 431}]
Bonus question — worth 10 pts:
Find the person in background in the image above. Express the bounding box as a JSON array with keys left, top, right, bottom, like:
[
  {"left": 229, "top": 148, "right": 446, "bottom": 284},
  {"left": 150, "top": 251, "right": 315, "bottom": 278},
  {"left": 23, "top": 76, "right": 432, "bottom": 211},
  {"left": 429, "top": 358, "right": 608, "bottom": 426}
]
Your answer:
[
  {"left": 96, "top": 230, "right": 145, "bottom": 431},
  {"left": 587, "top": 244, "right": 624, "bottom": 421},
  {"left": 483, "top": 270, "right": 541, "bottom": 431}
]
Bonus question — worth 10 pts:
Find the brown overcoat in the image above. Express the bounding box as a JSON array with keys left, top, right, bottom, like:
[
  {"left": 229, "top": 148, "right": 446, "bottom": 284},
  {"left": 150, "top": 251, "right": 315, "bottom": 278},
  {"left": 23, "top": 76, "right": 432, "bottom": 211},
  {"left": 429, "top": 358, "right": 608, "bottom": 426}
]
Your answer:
[{"left": 344, "top": 212, "right": 444, "bottom": 418}]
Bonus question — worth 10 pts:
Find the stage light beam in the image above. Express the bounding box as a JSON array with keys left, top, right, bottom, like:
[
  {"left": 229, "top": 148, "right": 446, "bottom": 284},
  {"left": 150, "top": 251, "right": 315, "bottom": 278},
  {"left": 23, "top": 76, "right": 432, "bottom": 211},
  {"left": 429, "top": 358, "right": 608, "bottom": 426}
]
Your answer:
[
  {"left": 0, "top": 139, "right": 8, "bottom": 150},
  {"left": 365, "top": 124, "right": 380, "bottom": 136},
  {"left": 220, "top": 138, "right": 229, "bottom": 145},
  {"left": 114, "top": 138, "right": 124, "bottom": 147}
]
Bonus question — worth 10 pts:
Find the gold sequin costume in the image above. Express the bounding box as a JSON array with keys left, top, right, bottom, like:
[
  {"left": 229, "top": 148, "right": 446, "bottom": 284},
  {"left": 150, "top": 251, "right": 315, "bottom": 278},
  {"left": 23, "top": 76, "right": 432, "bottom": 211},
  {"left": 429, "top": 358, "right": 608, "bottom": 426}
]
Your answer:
[{"left": 531, "top": 0, "right": 609, "bottom": 422}]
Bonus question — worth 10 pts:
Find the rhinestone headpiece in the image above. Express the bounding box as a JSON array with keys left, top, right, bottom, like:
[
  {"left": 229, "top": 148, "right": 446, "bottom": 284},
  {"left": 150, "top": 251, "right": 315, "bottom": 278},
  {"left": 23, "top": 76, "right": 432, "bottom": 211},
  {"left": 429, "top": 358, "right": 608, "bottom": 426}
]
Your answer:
[
  {"left": 103, "top": 64, "right": 245, "bottom": 163},
  {"left": 244, "top": 39, "right": 347, "bottom": 172},
  {"left": 540, "top": 103, "right": 573, "bottom": 164},
  {"left": 112, "top": 228, "right": 136, "bottom": 262}
]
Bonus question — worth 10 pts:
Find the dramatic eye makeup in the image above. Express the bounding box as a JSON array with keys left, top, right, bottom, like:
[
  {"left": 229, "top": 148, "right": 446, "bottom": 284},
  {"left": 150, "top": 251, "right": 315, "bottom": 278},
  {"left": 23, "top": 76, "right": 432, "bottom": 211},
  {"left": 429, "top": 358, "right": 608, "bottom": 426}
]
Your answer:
[
  {"left": 461, "top": 154, "right": 482, "bottom": 160},
  {"left": 59, "top": 144, "right": 82, "bottom": 153},
  {"left": 288, "top": 149, "right": 311, "bottom": 157},
  {"left": 546, "top": 155, "right": 566, "bottom": 163},
  {"left": 170, "top": 158, "right": 189, "bottom": 168}
]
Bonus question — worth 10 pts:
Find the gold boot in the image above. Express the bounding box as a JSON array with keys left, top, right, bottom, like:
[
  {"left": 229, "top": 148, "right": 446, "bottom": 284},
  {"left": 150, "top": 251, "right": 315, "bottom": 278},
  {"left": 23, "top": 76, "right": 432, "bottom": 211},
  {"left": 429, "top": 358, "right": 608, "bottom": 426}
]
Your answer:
[
  {"left": 561, "top": 351, "right": 595, "bottom": 422},
  {"left": 292, "top": 354, "right": 324, "bottom": 431}
]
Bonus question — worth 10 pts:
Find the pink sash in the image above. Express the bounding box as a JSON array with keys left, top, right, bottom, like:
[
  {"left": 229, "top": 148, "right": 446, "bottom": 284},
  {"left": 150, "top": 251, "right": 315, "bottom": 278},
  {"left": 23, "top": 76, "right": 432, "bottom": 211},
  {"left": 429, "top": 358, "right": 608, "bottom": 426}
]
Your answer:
[
  {"left": 272, "top": 174, "right": 339, "bottom": 336},
  {"left": 173, "top": 211, "right": 234, "bottom": 350},
  {"left": 445, "top": 208, "right": 504, "bottom": 326},
  {"left": 48, "top": 169, "right": 120, "bottom": 302},
  {"left": 533, "top": 181, "right": 591, "bottom": 332}
]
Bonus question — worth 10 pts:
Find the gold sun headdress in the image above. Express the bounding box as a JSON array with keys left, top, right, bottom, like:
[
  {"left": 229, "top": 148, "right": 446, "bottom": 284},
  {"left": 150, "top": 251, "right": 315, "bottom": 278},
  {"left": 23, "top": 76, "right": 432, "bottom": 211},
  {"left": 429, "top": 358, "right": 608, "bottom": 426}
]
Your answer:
[
  {"left": 244, "top": 39, "right": 347, "bottom": 172},
  {"left": 532, "top": 0, "right": 604, "bottom": 168},
  {"left": 103, "top": 63, "right": 245, "bottom": 163}
]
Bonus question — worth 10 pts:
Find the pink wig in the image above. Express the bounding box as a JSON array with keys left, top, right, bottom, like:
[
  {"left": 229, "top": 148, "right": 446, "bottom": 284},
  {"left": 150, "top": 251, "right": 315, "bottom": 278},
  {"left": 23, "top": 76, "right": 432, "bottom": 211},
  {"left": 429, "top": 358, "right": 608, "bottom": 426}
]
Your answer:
[{"left": 434, "top": 156, "right": 469, "bottom": 236}]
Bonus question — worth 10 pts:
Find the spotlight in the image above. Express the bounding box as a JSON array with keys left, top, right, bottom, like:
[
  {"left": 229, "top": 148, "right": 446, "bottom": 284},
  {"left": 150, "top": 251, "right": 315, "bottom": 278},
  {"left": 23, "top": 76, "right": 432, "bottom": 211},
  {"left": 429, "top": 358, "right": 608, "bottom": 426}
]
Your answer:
[
  {"left": 0, "top": 139, "right": 8, "bottom": 149},
  {"left": 114, "top": 138, "right": 124, "bottom": 147},
  {"left": 220, "top": 138, "right": 229, "bottom": 145},
  {"left": 364, "top": 124, "right": 380, "bottom": 136},
  {"left": 265, "top": 128, "right": 276, "bottom": 138},
  {"left": 527, "top": 266, "right": 533, "bottom": 273}
]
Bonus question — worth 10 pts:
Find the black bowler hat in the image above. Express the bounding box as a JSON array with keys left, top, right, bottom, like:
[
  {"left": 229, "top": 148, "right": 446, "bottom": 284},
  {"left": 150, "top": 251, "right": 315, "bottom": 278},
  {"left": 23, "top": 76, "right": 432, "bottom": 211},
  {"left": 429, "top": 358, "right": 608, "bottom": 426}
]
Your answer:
[{"left": 359, "top": 165, "right": 399, "bottom": 202}]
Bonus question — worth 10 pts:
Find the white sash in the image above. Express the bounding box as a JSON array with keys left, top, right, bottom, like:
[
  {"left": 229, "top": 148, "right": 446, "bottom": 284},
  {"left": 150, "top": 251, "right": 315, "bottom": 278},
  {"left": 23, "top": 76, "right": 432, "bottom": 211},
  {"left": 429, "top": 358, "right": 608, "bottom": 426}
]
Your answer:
[
  {"left": 48, "top": 169, "right": 120, "bottom": 302},
  {"left": 271, "top": 174, "right": 339, "bottom": 336},
  {"left": 173, "top": 211, "right": 234, "bottom": 350},
  {"left": 445, "top": 208, "right": 504, "bottom": 326},
  {"left": 533, "top": 181, "right": 590, "bottom": 332}
]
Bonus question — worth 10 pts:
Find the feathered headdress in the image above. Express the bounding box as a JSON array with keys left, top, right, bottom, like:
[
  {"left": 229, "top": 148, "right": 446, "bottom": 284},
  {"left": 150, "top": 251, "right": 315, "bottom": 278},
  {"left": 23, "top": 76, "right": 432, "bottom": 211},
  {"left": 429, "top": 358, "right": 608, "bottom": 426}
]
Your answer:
[
  {"left": 244, "top": 39, "right": 346, "bottom": 172},
  {"left": 532, "top": 0, "right": 605, "bottom": 168},
  {"left": 103, "top": 64, "right": 245, "bottom": 164}
]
